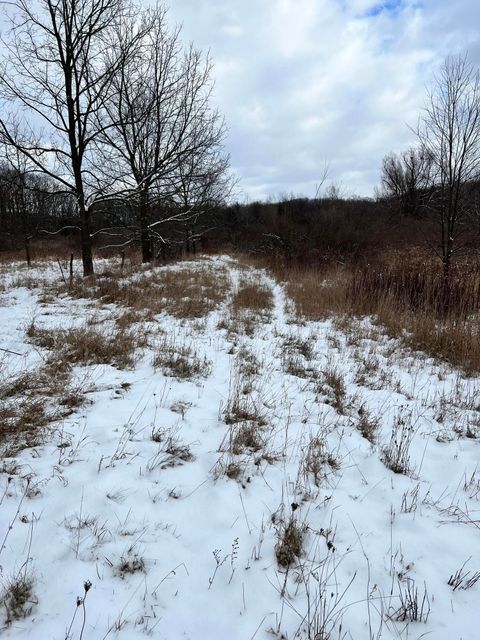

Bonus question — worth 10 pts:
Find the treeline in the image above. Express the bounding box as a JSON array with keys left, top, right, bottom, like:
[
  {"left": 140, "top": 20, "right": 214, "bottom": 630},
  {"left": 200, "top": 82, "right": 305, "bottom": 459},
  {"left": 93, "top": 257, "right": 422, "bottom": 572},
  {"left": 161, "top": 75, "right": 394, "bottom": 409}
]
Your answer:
[
  {"left": 208, "top": 195, "right": 430, "bottom": 267},
  {"left": 0, "top": 168, "right": 75, "bottom": 257},
  {"left": 2, "top": 163, "right": 479, "bottom": 273}
]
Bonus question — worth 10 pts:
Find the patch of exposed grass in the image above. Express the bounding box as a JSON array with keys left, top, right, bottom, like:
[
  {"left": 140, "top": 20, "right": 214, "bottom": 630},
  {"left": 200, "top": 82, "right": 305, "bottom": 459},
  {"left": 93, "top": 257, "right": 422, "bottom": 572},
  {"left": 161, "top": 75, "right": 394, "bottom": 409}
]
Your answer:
[
  {"left": 152, "top": 339, "right": 211, "bottom": 380},
  {"left": 0, "top": 397, "right": 49, "bottom": 450},
  {"left": 315, "top": 363, "right": 347, "bottom": 414},
  {"left": 274, "top": 514, "right": 306, "bottom": 568},
  {"left": 1, "top": 574, "right": 37, "bottom": 625},
  {"left": 229, "top": 421, "right": 265, "bottom": 455},
  {"left": 356, "top": 405, "right": 380, "bottom": 444},
  {"left": 212, "top": 454, "right": 246, "bottom": 482},
  {"left": 382, "top": 409, "right": 415, "bottom": 475},
  {"left": 282, "top": 333, "right": 314, "bottom": 359},
  {"left": 116, "top": 553, "right": 146, "bottom": 579},
  {"left": 282, "top": 354, "right": 315, "bottom": 379},
  {"left": 265, "top": 252, "right": 480, "bottom": 374},
  {"left": 0, "top": 357, "right": 84, "bottom": 454},
  {"left": 298, "top": 434, "right": 340, "bottom": 490},
  {"left": 236, "top": 346, "right": 261, "bottom": 377},
  {"left": 63, "top": 260, "right": 231, "bottom": 320},
  {"left": 28, "top": 321, "right": 146, "bottom": 369},
  {"left": 231, "top": 279, "right": 274, "bottom": 316},
  {"left": 223, "top": 396, "right": 267, "bottom": 426},
  {"left": 275, "top": 265, "right": 350, "bottom": 321},
  {"left": 222, "top": 277, "right": 274, "bottom": 336},
  {"left": 147, "top": 431, "right": 194, "bottom": 471}
]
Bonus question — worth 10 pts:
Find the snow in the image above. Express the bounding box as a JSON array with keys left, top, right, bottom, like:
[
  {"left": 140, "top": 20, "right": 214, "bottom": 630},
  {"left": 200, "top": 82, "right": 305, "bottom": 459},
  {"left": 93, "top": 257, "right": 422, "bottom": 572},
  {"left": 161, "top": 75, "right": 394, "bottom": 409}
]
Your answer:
[{"left": 0, "top": 255, "right": 479, "bottom": 639}]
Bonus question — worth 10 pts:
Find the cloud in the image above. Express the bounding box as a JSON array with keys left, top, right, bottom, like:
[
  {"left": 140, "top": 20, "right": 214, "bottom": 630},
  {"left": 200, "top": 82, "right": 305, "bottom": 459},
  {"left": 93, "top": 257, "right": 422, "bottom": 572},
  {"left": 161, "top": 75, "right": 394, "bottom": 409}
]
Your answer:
[{"left": 164, "top": 0, "right": 480, "bottom": 200}]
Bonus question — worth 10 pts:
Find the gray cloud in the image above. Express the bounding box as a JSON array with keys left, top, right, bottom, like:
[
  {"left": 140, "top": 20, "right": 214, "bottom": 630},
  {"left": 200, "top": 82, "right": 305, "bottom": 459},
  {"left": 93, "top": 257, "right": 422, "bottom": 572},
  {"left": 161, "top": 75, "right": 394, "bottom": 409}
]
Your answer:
[{"left": 164, "top": 0, "right": 480, "bottom": 200}]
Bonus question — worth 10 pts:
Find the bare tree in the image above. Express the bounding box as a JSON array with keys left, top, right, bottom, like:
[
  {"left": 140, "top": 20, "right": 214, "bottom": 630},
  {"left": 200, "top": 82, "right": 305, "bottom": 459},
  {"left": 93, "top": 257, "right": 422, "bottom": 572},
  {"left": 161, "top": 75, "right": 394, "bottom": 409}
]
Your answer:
[
  {"left": 0, "top": 0, "right": 139, "bottom": 275},
  {"left": 416, "top": 54, "right": 480, "bottom": 281},
  {"left": 381, "top": 147, "right": 432, "bottom": 218},
  {"left": 0, "top": 139, "right": 31, "bottom": 264},
  {"left": 168, "top": 144, "right": 235, "bottom": 255},
  {"left": 98, "top": 6, "right": 227, "bottom": 262},
  {"left": 314, "top": 162, "right": 330, "bottom": 200}
]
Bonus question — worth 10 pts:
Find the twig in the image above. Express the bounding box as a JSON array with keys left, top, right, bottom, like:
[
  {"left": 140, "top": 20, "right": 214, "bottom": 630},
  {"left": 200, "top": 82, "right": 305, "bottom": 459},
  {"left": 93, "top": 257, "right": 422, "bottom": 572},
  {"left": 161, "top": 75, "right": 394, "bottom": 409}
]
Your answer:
[
  {"left": 0, "top": 346, "right": 23, "bottom": 356},
  {"left": 0, "top": 478, "right": 30, "bottom": 557}
]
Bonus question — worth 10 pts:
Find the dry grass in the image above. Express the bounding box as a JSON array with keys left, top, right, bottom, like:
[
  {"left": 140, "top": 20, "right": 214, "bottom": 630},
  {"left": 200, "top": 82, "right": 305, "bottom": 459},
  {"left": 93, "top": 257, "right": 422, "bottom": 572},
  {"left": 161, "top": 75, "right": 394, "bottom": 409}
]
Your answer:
[
  {"left": 227, "top": 421, "right": 265, "bottom": 455},
  {"left": 147, "top": 430, "right": 194, "bottom": 471},
  {"left": 0, "top": 358, "right": 85, "bottom": 455},
  {"left": 152, "top": 339, "right": 211, "bottom": 380},
  {"left": 271, "top": 264, "right": 350, "bottom": 321},
  {"left": 221, "top": 277, "right": 274, "bottom": 336},
  {"left": 274, "top": 513, "right": 306, "bottom": 568},
  {"left": 382, "top": 409, "right": 416, "bottom": 475},
  {"left": 115, "top": 553, "right": 146, "bottom": 579},
  {"left": 0, "top": 238, "right": 78, "bottom": 263},
  {"left": 236, "top": 346, "right": 261, "bottom": 377},
  {"left": 0, "top": 397, "right": 50, "bottom": 452},
  {"left": 281, "top": 331, "right": 317, "bottom": 378},
  {"left": 298, "top": 433, "right": 340, "bottom": 491},
  {"left": 282, "top": 354, "right": 313, "bottom": 379},
  {"left": 222, "top": 381, "right": 267, "bottom": 426},
  {"left": 1, "top": 315, "right": 146, "bottom": 454},
  {"left": 231, "top": 278, "right": 274, "bottom": 316},
  {"left": 263, "top": 250, "right": 480, "bottom": 374},
  {"left": 28, "top": 321, "right": 147, "bottom": 369},
  {"left": 356, "top": 405, "right": 380, "bottom": 444},
  {"left": 315, "top": 362, "right": 347, "bottom": 415},
  {"left": 10, "top": 273, "right": 49, "bottom": 290},
  {"left": 1, "top": 574, "right": 37, "bottom": 624},
  {"left": 212, "top": 453, "right": 247, "bottom": 482},
  {"left": 282, "top": 333, "right": 314, "bottom": 359},
  {"left": 351, "top": 253, "right": 480, "bottom": 374},
  {"left": 63, "top": 261, "right": 231, "bottom": 320}
]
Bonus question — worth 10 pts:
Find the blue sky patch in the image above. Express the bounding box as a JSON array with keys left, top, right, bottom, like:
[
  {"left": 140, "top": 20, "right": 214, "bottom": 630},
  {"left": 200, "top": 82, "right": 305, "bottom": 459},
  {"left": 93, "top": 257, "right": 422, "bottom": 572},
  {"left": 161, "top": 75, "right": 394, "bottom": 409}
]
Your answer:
[{"left": 366, "top": 0, "right": 405, "bottom": 18}]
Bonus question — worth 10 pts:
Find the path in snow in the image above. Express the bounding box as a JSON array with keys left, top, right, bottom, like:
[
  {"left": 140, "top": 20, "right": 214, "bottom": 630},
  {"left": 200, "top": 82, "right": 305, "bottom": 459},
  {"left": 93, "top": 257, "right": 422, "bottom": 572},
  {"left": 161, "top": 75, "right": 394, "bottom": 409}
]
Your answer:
[{"left": 0, "top": 256, "right": 479, "bottom": 639}]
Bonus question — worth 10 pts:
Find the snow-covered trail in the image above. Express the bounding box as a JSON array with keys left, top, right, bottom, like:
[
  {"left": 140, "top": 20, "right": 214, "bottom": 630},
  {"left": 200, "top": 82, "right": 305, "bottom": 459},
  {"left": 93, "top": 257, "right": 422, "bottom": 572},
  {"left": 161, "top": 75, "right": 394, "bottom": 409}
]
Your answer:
[{"left": 0, "top": 256, "right": 479, "bottom": 639}]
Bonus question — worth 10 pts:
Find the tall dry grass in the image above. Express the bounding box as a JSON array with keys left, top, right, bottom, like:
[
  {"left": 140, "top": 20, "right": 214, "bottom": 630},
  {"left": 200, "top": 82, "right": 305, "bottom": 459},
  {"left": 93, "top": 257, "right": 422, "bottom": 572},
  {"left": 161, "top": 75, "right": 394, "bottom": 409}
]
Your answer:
[
  {"left": 265, "top": 249, "right": 480, "bottom": 374},
  {"left": 231, "top": 279, "right": 274, "bottom": 315}
]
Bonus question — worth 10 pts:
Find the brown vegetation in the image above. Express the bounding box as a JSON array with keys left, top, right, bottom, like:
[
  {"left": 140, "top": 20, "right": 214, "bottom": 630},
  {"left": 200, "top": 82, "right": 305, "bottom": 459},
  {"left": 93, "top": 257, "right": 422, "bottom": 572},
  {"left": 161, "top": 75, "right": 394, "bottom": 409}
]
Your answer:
[
  {"left": 0, "top": 359, "right": 82, "bottom": 455},
  {"left": 28, "top": 321, "right": 147, "bottom": 369},
  {"left": 264, "top": 249, "right": 480, "bottom": 374},
  {"left": 231, "top": 278, "right": 274, "bottom": 316},
  {"left": 64, "top": 261, "right": 230, "bottom": 320}
]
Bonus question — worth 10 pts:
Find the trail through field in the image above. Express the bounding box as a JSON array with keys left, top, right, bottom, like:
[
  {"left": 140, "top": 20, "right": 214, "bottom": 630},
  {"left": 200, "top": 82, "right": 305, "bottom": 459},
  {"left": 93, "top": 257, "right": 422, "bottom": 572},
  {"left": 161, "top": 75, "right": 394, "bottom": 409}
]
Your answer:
[{"left": 0, "top": 256, "right": 479, "bottom": 639}]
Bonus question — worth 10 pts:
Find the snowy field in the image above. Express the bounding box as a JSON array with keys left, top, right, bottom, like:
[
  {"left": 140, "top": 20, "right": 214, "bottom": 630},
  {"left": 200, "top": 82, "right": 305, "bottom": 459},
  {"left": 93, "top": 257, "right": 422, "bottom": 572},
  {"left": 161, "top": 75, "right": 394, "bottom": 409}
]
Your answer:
[{"left": 0, "top": 255, "right": 479, "bottom": 639}]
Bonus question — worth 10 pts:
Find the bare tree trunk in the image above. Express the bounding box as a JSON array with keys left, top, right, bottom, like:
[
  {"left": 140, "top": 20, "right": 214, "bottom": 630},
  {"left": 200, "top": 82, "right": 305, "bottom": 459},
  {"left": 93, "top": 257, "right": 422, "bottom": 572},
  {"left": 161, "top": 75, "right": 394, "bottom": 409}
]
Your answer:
[
  {"left": 442, "top": 253, "right": 451, "bottom": 314},
  {"left": 24, "top": 235, "right": 31, "bottom": 267},
  {"left": 78, "top": 195, "right": 94, "bottom": 276},
  {"left": 139, "top": 189, "right": 152, "bottom": 263}
]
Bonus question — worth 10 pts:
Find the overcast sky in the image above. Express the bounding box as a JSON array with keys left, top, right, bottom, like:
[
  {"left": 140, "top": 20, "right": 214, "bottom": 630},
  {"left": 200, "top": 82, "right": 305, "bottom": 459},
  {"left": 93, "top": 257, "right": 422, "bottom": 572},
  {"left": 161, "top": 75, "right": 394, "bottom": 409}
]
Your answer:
[{"left": 164, "top": 0, "right": 480, "bottom": 201}]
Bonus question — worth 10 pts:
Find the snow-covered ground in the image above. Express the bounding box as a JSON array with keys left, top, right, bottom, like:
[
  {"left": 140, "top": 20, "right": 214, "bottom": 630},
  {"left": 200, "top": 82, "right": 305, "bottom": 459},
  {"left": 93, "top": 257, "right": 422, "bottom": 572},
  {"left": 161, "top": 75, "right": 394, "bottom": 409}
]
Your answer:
[{"left": 0, "top": 255, "right": 479, "bottom": 639}]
